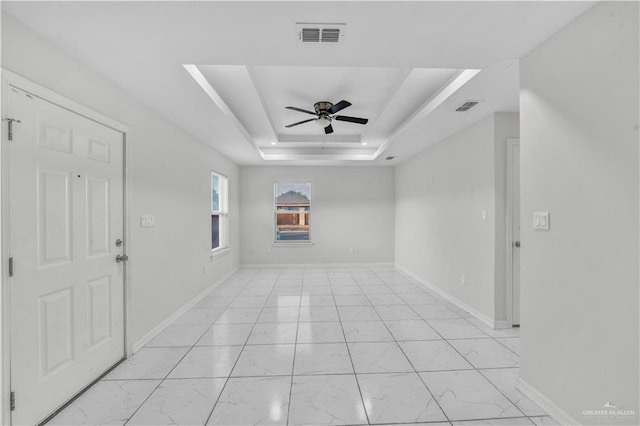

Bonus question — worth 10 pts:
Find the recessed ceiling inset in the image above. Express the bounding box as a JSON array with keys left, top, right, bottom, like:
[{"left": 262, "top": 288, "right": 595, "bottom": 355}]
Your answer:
[{"left": 186, "top": 64, "right": 479, "bottom": 161}]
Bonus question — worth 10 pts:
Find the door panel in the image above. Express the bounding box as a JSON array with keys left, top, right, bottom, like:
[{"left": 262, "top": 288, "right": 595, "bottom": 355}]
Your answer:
[
  {"left": 87, "top": 275, "right": 112, "bottom": 347},
  {"left": 8, "top": 87, "right": 125, "bottom": 425},
  {"left": 88, "top": 138, "right": 111, "bottom": 163},
  {"left": 87, "top": 177, "right": 110, "bottom": 256},
  {"left": 38, "top": 121, "right": 73, "bottom": 153},
  {"left": 38, "top": 169, "right": 73, "bottom": 265},
  {"left": 39, "top": 287, "right": 74, "bottom": 375}
]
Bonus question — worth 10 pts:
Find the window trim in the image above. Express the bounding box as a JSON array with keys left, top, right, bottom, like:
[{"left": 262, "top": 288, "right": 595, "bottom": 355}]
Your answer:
[
  {"left": 273, "top": 181, "right": 312, "bottom": 245},
  {"left": 211, "top": 171, "right": 229, "bottom": 253}
]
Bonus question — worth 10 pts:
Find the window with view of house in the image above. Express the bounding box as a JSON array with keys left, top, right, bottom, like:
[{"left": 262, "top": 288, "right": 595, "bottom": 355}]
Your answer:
[
  {"left": 211, "top": 171, "right": 228, "bottom": 251},
  {"left": 274, "top": 182, "right": 311, "bottom": 242}
]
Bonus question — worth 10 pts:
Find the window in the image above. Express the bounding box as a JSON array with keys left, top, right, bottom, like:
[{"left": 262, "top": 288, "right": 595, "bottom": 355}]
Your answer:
[
  {"left": 211, "top": 171, "right": 228, "bottom": 251},
  {"left": 274, "top": 182, "right": 311, "bottom": 242}
]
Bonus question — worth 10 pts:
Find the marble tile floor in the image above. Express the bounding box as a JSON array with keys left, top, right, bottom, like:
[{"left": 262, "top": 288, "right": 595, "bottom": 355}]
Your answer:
[{"left": 48, "top": 266, "right": 555, "bottom": 426}]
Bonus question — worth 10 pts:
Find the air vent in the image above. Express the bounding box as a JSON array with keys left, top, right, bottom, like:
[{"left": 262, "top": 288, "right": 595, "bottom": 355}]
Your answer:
[
  {"left": 321, "top": 28, "right": 340, "bottom": 43},
  {"left": 456, "top": 101, "right": 479, "bottom": 112},
  {"left": 297, "top": 23, "right": 345, "bottom": 44},
  {"left": 301, "top": 28, "right": 320, "bottom": 43}
]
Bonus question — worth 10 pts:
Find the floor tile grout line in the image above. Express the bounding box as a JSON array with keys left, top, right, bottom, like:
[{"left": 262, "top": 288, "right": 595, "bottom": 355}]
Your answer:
[
  {"left": 379, "top": 269, "right": 533, "bottom": 420},
  {"left": 121, "top": 343, "right": 198, "bottom": 424},
  {"left": 329, "top": 271, "right": 372, "bottom": 426},
  {"left": 355, "top": 269, "right": 452, "bottom": 425},
  {"left": 284, "top": 272, "right": 305, "bottom": 426},
  {"left": 475, "top": 368, "right": 531, "bottom": 418},
  {"left": 490, "top": 335, "right": 521, "bottom": 357},
  {"left": 382, "top": 270, "right": 529, "bottom": 416},
  {"left": 527, "top": 414, "right": 551, "bottom": 425},
  {"left": 99, "top": 364, "right": 524, "bottom": 383},
  {"left": 439, "top": 414, "right": 536, "bottom": 424},
  {"left": 203, "top": 268, "right": 284, "bottom": 425},
  {"left": 408, "top": 307, "right": 530, "bottom": 417},
  {"left": 123, "top": 269, "right": 261, "bottom": 425}
]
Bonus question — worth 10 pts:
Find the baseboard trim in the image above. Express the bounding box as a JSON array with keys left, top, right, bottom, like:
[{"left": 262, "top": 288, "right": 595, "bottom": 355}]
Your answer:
[
  {"left": 131, "top": 267, "right": 238, "bottom": 353},
  {"left": 240, "top": 262, "right": 395, "bottom": 269},
  {"left": 493, "top": 320, "right": 510, "bottom": 330},
  {"left": 517, "top": 377, "right": 578, "bottom": 425},
  {"left": 395, "top": 263, "right": 496, "bottom": 329}
]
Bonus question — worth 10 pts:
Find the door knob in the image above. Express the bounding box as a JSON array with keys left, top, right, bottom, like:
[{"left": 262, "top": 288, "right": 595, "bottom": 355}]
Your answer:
[
  {"left": 116, "top": 254, "right": 129, "bottom": 263},
  {"left": 514, "top": 241, "right": 521, "bottom": 248}
]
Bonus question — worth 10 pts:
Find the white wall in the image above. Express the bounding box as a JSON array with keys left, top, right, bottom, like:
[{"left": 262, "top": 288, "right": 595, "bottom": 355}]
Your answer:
[
  {"left": 519, "top": 2, "right": 638, "bottom": 424},
  {"left": 395, "top": 112, "right": 519, "bottom": 324},
  {"left": 1, "top": 15, "right": 240, "bottom": 348},
  {"left": 240, "top": 166, "right": 394, "bottom": 265}
]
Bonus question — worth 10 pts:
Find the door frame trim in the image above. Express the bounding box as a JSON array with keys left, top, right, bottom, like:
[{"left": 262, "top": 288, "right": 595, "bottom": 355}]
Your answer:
[
  {"left": 505, "top": 138, "right": 520, "bottom": 328},
  {"left": 0, "top": 69, "right": 130, "bottom": 425}
]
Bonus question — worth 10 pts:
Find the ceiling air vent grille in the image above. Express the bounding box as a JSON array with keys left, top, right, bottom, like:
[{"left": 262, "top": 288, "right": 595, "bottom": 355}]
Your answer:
[
  {"left": 456, "top": 101, "right": 479, "bottom": 112},
  {"left": 321, "top": 28, "right": 340, "bottom": 43},
  {"left": 301, "top": 28, "right": 320, "bottom": 43},
  {"left": 297, "top": 23, "right": 345, "bottom": 44}
]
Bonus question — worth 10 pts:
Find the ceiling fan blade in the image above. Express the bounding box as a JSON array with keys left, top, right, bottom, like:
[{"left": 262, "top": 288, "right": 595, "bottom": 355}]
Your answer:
[
  {"left": 285, "top": 118, "right": 317, "bottom": 128},
  {"left": 324, "top": 124, "right": 334, "bottom": 134},
  {"left": 329, "top": 100, "right": 352, "bottom": 114},
  {"left": 334, "top": 115, "right": 369, "bottom": 125},
  {"left": 285, "top": 106, "right": 317, "bottom": 115}
]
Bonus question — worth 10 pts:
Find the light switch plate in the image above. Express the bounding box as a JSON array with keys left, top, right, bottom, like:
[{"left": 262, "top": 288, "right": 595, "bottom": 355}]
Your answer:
[
  {"left": 140, "top": 215, "right": 155, "bottom": 227},
  {"left": 533, "top": 212, "right": 550, "bottom": 230}
]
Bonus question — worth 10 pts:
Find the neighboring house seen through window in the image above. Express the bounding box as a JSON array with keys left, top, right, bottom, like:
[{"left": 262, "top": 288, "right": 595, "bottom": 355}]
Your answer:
[
  {"left": 274, "top": 182, "right": 311, "bottom": 242},
  {"left": 212, "top": 171, "right": 228, "bottom": 251}
]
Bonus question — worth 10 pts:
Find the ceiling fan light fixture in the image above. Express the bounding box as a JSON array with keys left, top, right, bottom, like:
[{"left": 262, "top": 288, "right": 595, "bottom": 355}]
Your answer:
[{"left": 315, "top": 115, "right": 331, "bottom": 128}]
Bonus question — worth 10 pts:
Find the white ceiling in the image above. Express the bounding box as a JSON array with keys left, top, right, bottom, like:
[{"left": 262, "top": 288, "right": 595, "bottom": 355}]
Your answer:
[{"left": 2, "top": 1, "right": 595, "bottom": 165}]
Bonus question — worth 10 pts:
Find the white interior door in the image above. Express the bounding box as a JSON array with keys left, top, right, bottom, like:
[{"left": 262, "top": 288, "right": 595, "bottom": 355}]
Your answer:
[
  {"left": 7, "top": 86, "right": 125, "bottom": 425},
  {"left": 511, "top": 143, "right": 521, "bottom": 325}
]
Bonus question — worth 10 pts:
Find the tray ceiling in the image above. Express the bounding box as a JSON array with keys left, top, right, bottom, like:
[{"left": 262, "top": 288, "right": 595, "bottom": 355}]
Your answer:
[{"left": 189, "top": 64, "right": 477, "bottom": 161}]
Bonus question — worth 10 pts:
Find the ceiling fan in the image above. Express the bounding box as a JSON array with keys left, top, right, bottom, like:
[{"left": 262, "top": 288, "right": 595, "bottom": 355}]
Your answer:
[{"left": 285, "top": 100, "right": 368, "bottom": 134}]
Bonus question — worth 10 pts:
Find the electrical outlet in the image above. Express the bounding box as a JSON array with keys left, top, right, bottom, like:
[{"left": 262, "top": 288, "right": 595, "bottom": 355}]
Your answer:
[
  {"left": 349, "top": 248, "right": 355, "bottom": 254},
  {"left": 481, "top": 210, "right": 488, "bottom": 221},
  {"left": 460, "top": 275, "right": 467, "bottom": 286}
]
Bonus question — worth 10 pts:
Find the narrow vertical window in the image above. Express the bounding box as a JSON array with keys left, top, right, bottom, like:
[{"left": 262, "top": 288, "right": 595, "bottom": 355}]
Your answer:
[
  {"left": 212, "top": 171, "right": 228, "bottom": 251},
  {"left": 274, "top": 182, "right": 311, "bottom": 243}
]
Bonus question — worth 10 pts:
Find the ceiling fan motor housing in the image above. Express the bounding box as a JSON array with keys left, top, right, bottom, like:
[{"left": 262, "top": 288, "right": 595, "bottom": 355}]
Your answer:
[{"left": 314, "top": 101, "right": 334, "bottom": 114}]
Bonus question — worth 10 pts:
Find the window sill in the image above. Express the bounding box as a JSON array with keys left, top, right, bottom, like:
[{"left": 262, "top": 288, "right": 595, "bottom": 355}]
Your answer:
[
  {"left": 210, "top": 247, "right": 230, "bottom": 261},
  {"left": 272, "top": 241, "right": 314, "bottom": 247}
]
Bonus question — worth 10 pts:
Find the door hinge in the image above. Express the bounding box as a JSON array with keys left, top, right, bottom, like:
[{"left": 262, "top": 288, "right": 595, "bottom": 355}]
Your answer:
[
  {"left": 8, "top": 257, "right": 13, "bottom": 277},
  {"left": 3, "top": 118, "right": 21, "bottom": 142},
  {"left": 10, "top": 391, "right": 15, "bottom": 411}
]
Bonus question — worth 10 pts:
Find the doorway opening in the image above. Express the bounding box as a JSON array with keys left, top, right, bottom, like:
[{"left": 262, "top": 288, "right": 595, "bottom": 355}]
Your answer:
[{"left": 506, "top": 138, "right": 521, "bottom": 327}]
